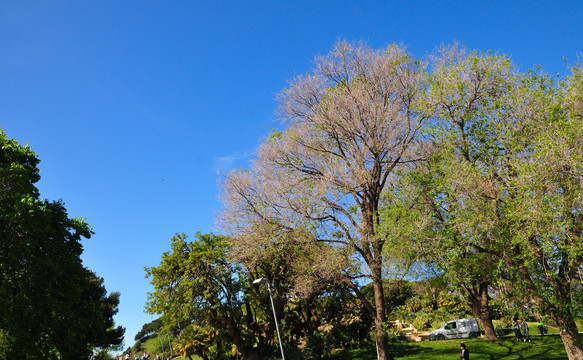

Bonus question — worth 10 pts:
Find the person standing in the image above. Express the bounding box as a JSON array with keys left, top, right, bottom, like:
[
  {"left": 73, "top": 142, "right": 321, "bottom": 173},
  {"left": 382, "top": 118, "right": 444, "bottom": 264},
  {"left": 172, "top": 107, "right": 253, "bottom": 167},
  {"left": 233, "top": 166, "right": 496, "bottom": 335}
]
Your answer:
[
  {"left": 521, "top": 319, "right": 531, "bottom": 342},
  {"left": 459, "top": 343, "right": 470, "bottom": 359},
  {"left": 538, "top": 321, "right": 545, "bottom": 336},
  {"left": 512, "top": 318, "right": 522, "bottom": 341}
]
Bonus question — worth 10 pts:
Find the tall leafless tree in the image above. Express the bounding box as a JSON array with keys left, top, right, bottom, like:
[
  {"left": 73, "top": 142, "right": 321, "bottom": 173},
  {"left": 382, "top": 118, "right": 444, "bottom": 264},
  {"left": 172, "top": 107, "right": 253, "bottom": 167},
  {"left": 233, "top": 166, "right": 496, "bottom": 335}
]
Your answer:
[{"left": 219, "top": 40, "right": 429, "bottom": 360}]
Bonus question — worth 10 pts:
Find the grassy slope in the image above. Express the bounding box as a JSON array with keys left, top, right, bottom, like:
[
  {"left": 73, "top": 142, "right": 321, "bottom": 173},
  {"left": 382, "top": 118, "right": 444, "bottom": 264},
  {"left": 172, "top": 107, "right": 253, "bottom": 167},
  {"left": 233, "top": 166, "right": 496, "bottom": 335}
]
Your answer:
[
  {"left": 342, "top": 334, "right": 568, "bottom": 360},
  {"left": 172, "top": 325, "right": 576, "bottom": 359}
]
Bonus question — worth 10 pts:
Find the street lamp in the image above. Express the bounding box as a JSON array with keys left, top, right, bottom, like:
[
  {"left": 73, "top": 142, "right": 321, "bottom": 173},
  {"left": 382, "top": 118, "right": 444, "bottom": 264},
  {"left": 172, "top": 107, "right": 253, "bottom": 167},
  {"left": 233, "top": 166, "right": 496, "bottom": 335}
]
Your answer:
[{"left": 253, "top": 277, "right": 285, "bottom": 360}]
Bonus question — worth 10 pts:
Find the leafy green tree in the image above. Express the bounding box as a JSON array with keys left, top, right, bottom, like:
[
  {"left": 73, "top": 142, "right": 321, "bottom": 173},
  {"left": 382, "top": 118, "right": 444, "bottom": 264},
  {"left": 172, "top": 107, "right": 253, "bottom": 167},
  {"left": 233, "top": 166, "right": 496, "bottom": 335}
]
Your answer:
[
  {"left": 388, "top": 160, "right": 502, "bottom": 340},
  {"left": 498, "top": 64, "right": 583, "bottom": 358},
  {"left": 146, "top": 232, "right": 269, "bottom": 359},
  {"left": 409, "top": 47, "right": 583, "bottom": 358},
  {"left": 146, "top": 228, "right": 361, "bottom": 359},
  {"left": 0, "top": 128, "right": 124, "bottom": 359},
  {"left": 135, "top": 318, "right": 163, "bottom": 343},
  {"left": 76, "top": 272, "right": 125, "bottom": 353},
  {"left": 391, "top": 47, "right": 518, "bottom": 340}
]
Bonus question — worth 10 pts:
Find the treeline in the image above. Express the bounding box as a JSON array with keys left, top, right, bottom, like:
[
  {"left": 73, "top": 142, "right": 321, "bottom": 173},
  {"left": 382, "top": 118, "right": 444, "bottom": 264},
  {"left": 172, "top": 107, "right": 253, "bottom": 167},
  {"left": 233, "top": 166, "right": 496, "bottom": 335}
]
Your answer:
[{"left": 145, "top": 41, "right": 583, "bottom": 360}]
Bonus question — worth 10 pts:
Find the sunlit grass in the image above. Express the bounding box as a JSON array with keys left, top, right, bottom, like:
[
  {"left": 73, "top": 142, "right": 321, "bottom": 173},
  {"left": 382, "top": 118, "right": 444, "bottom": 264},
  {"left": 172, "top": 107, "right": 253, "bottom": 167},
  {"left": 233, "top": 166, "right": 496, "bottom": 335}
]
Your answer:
[
  {"left": 338, "top": 334, "right": 569, "bottom": 360},
  {"left": 170, "top": 332, "right": 572, "bottom": 359}
]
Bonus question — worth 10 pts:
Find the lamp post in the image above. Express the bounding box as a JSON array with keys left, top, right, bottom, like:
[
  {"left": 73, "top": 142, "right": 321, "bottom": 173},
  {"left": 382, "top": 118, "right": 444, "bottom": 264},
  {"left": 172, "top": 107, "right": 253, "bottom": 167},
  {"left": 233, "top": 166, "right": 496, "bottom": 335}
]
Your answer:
[{"left": 253, "top": 277, "right": 285, "bottom": 360}]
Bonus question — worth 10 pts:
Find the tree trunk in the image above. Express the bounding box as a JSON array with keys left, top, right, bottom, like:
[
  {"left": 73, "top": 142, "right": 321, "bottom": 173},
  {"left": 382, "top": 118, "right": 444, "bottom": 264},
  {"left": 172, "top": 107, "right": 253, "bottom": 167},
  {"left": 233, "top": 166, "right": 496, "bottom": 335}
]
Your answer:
[
  {"left": 218, "top": 311, "right": 247, "bottom": 357},
  {"left": 559, "top": 326, "right": 583, "bottom": 360},
  {"left": 464, "top": 282, "right": 497, "bottom": 340},
  {"left": 476, "top": 300, "right": 496, "bottom": 340},
  {"left": 371, "top": 262, "right": 393, "bottom": 360},
  {"left": 554, "top": 314, "right": 583, "bottom": 360},
  {"left": 478, "top": 310, "right": 497, "bottom": 341},
  {"left": 543, "top": 262, "right": 583, "bottom": 359}
]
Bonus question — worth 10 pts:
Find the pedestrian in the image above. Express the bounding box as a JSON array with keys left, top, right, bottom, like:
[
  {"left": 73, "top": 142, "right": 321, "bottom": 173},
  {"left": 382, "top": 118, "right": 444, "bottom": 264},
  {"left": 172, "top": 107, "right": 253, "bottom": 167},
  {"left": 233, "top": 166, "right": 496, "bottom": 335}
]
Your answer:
[
  {"left": 459, "top": 343, "right": 470, "bottom": 359},
  {"left": 512, "top": 318, "right": 522, "bottom": 341},
  {"left": 538, "top": 320, "right": 546, "bottom": 336},
  {"left": 521, "top": 318, "right": 531, "bottom": 342}
]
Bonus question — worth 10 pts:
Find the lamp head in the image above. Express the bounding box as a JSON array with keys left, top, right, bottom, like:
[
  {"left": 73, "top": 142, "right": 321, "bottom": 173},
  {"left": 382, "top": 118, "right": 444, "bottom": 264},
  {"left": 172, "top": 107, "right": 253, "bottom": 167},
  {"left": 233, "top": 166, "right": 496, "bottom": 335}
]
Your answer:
[{"left": 253, "top": 277, "right": 268, "bottom": 285}]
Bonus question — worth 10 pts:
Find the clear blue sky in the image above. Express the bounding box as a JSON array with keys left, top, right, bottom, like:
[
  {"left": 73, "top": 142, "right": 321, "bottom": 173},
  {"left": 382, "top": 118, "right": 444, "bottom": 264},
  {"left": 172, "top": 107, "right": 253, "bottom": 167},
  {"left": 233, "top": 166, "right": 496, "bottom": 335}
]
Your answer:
[{"left": 1, "top": 0, "right": 582, "bottom": 347}]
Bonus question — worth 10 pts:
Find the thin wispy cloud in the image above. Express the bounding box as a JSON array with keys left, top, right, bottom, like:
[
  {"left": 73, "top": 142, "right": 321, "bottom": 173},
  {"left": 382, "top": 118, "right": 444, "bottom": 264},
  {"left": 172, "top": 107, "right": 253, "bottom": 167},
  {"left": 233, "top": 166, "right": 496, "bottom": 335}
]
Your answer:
[{"left": 214, "top": 150, "right": 253, "bottom": 172}]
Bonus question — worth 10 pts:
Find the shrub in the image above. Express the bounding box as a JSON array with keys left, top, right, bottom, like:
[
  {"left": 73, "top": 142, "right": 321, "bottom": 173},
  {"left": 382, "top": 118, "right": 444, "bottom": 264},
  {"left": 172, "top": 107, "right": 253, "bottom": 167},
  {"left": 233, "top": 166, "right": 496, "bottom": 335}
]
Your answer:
[
  {"left": 411, "top": 313, "right": 432, "bottom": 332},
  {"left": 493, "top": 320, "right": 513, "bottom": 336}
]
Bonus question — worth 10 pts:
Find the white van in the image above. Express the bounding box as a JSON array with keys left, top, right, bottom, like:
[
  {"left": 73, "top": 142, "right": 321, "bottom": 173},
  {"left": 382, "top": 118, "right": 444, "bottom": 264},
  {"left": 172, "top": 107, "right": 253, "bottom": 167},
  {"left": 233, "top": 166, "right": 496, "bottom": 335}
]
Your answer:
[{"left": 429, "top": 318, "right": 480, "bottom": 341}]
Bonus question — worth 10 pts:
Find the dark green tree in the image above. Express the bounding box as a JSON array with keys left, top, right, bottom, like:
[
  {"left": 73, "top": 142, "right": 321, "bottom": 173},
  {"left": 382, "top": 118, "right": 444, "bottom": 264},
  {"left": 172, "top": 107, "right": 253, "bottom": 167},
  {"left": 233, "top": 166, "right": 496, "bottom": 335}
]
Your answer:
[
  {"left": 134, "top": 318, "right": 164, "bottom": 344},
  {"left": 0, "top": 128, "right": 124, "bottom": 359},
  {"left": 146, "top": 232, "right": 267, "bottom": 359}
]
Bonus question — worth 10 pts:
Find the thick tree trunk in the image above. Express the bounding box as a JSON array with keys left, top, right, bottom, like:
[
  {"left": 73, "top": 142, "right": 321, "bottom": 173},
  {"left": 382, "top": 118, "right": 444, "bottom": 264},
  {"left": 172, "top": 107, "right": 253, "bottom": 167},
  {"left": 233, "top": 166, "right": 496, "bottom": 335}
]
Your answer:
[
  {"left": 464, "top": 282, "right": 497, "bottom": 340},
  {"left": 221, "top": 316, "right": 244, "bottom": 355},
  {"left": 373, "top": 283, "right": 390, "bottom": 360},
  {"left": 552, "top": 311, "right": 583, "bottom": 360},
  {"left": 371, "top": 263, "right": 393, "bottom": 360},
  {"left": 543, "top": 261, "right": 583, "bottom": 359},
  {"left": 475, "top": 303, "right": 496, "bottom": 340},
  {"left": 477, "top": 309, "right": 497, "bottom": 341},
  {"left": 559, "top": 325, "right": 583, "bottom": 360}
]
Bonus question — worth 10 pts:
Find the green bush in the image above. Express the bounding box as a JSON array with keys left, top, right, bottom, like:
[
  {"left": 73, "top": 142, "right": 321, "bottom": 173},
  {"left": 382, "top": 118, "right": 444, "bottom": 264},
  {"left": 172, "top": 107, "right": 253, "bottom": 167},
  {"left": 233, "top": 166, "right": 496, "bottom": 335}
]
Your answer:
[
  {"left": 411, "top": 313, "right": 432, "bottom": 331},
  {"left": 493, "top": 320, "right": 513, "bottom": 336},
  {"left": 303, "top": 330, "right": 332, "bottom": 359},
  {"left": 141, "top": 336, "right": 167, "bottom": 355}
]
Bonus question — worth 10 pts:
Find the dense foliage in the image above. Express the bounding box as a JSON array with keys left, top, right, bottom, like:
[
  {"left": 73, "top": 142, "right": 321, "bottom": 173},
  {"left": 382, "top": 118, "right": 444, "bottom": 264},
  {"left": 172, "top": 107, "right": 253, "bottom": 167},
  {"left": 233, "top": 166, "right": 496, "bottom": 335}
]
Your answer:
[
  {"left": 143, "top": 41, "right": 583, "bottom": 360},
  {"left": 0, "top": 128, "right": 124, "bottom": 359}
]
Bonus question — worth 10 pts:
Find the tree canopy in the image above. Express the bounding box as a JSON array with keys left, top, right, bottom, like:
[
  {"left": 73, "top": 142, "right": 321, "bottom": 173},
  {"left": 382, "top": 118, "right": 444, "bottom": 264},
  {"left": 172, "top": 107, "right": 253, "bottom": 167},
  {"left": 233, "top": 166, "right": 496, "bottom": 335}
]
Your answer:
[
  {"left": 218, "top": 41, "right": 583, "bottom": 360},
  {"left": 0, "top": 128, "right": 124, "bottom": 359},
  {"left": 139, "top": 40, "right": 583, "bottom": 360},
  {"left": 219, "top": 40, "right": 430, "bottom": 360}
]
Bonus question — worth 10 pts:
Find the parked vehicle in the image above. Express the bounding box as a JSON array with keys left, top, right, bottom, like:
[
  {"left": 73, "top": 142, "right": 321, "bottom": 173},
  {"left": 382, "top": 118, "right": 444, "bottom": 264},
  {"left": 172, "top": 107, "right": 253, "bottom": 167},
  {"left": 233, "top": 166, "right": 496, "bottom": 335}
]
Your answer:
[{"left": 429, "top": 318, "right": 480, "bottom": 341}]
